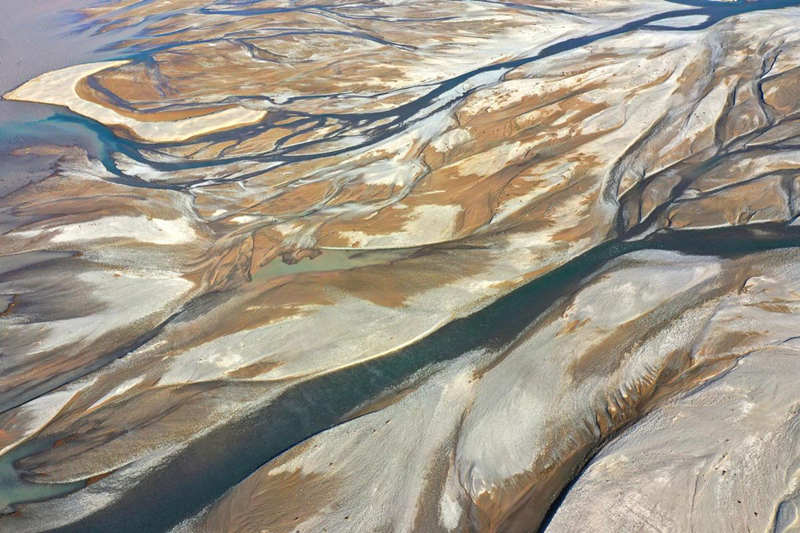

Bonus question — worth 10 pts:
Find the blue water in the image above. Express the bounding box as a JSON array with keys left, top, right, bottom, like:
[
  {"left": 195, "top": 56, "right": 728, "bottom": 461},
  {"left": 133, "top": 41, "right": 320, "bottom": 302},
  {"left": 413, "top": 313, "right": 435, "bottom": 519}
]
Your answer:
[{"left": 0, "top": 0, "right": 145, "bottom": 196}]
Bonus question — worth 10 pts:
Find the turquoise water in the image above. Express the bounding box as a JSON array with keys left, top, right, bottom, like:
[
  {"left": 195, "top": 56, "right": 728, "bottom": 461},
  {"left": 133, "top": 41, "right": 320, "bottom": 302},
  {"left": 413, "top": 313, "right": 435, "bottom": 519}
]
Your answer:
[
  {"left": 0, "top": 0, "right": 142, "bottom": 195},
  {"left": 0, "top": 439, "right": 84, "bottom": 516}
]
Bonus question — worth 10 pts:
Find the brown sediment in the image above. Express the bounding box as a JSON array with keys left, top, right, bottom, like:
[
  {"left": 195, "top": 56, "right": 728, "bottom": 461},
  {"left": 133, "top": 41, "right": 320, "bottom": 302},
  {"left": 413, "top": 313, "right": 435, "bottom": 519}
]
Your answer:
[
  {"left": 346, "top": 384, "right": 419, "bottom": 420},
  {"left": 221, "top": 127, "right": 295, "bottom": 157},
  {"left": 226, "top": 360, "right": 284, "bottom": 380},
  {"left": 84, "top": 471, "right": 112, "bottom": 486},
  {"left": 199, "top": 452, "right": 342, "bottom": 533},
  {"left": 762, "top": 67, "right": 800, "bottom": 116},
  {"left": 75, "top": 75, "right": 240, "bottom": 123},
  {"left": 0, "top": 295, "right": 17, "bottom": 317}
]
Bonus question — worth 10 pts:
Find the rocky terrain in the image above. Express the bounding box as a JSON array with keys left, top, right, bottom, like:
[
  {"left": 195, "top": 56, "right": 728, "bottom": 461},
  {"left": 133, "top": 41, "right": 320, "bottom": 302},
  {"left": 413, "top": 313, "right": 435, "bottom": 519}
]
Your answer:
[{"left": 1, "top": 0, "right": 800, "bottom": 531}]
